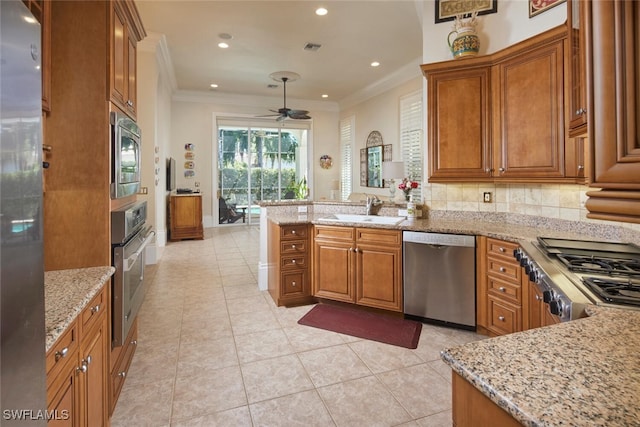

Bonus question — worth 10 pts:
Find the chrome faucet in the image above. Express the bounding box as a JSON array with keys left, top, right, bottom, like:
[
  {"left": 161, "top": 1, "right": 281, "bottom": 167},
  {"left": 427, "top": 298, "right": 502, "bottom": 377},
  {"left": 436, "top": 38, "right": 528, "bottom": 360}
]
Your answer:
[{"left": 365, "top": 195, "right": 383, "bottom": 215}]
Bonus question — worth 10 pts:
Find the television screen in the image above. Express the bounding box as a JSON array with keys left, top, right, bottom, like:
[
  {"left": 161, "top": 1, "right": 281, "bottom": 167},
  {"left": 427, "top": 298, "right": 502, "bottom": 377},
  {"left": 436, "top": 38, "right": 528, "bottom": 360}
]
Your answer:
[{"left": 166, "top": 157, "right": 176, "bottom": 191}]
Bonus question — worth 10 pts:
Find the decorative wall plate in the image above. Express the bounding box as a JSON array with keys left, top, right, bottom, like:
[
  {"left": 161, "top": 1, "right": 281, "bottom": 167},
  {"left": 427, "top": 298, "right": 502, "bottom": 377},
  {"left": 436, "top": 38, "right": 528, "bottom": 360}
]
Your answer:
[{"left": 320, "top": 154, "right": 333, "bottom": 169}]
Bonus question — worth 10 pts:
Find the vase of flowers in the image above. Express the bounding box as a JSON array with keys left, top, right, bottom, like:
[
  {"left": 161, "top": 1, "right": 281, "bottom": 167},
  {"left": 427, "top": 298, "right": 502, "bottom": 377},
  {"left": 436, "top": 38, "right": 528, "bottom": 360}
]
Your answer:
[
  {"left": 398, "top": 177, "right": 418, "bottom": 201},
  {"left": 447, "top": 11, "right": 480, "bottom": 59}
]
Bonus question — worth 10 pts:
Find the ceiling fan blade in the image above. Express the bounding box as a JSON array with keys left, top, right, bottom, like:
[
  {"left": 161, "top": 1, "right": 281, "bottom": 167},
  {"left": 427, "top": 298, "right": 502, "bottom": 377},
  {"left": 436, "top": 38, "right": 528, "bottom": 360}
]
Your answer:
[
  {"left": 288, "top": 109, "right": 309, "bottom": 115},
  {"left": 288, "top": 111, "right": 311, "bottom": 120},
  {"left": 255, "top": 113, "right": 282, "bottom": 118},
  {"left": 275, "top": 114, "right": 287, "bottom": 122}
]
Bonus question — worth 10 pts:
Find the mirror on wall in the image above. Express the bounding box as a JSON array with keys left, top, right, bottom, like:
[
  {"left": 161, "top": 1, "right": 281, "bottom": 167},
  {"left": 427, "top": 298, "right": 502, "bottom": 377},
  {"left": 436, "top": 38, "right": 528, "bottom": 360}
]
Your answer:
[{"left": 361, "top": 131, "right": 392, "bottom": 188}]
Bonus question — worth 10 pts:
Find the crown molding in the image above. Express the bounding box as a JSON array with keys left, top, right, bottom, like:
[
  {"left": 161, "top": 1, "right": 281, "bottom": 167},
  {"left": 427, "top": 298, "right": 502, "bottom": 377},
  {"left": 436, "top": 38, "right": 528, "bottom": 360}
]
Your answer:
[
  {"left": 172, "top": 90, "right": 340, "bottom": 112},
  {"left": 138, "top": 32, "right": 178, "bottom": 92}
]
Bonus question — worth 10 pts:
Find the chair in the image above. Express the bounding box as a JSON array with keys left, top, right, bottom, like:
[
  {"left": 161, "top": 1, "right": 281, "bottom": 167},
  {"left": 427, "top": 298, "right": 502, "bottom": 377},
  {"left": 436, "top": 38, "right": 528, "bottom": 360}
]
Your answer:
[{"left": 218, "top": 198, "right": 245, "bottom": 224}]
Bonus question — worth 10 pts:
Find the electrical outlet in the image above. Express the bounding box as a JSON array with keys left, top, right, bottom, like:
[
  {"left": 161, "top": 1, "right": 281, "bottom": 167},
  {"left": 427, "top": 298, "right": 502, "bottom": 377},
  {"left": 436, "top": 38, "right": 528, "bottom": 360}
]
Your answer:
[
  {"left": 483, "top": 192, "right": 492, "bottom": 203},
  {"left": 194, "top": 182, "right": 200, "bottom": 187},
  {"left": 297, "top": 205, "right": 308, "bottom": 213}
]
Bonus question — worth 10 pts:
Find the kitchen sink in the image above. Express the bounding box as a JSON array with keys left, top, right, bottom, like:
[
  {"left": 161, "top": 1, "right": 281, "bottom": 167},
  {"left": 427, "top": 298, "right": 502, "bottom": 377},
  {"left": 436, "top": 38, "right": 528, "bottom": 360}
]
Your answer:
[{"left": 320, "top": 214, "right": 405, "bottom": 225}]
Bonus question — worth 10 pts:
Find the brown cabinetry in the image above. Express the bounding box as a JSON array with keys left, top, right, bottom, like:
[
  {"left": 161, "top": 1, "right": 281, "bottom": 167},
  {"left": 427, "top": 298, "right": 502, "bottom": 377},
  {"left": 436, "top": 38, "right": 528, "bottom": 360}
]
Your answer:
[
  {"left": 109, "top": 318, "right": 137, "bottom": 415},
  {"left": 422, "top": 25, "right": 577, "bottom": 184},
  {"left": 584, "top": 0, "right": 640, "bottom": 223},
  {"left": 523, "top": 279, "right": 561, "bottom": 330},
  {"left": 46, "top": 284, "right": 110, "bottom": 427},
  {"left": 567, "top": 0, "right": 588, "bottom": 136},
  {"left": 313, "top": 225, "right": 403, "bottom": 312},
  {"left": 267, "top": 222, "right": 313, "bottom": 306},
  {"left": 480, "top": 237, "right": 523, "bottom": 336},
  {"left": 110, "top": 0, "right": 143, "bottom": 119},
  {"left": 169, "top": 194, "right": 204, "bottom": 241}
]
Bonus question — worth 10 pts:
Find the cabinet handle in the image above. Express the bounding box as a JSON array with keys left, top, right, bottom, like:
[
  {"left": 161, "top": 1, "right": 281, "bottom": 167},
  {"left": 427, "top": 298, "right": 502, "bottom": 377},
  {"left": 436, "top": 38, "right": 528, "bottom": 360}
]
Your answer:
[
  {"left": 499, "top": 247, "right": 506, "bottom": 252},
  {"left": 499, "top": 267, "right": 506, "bottom": 272},
  {"left": 485, "top": 168, "right": 492, "bottom": 173},
  {"left": 577, "top": 165, "right": 584, "bottom": 170},
  {"left": 118, "top": 371, "right": 126, "bottom": 378},
  {"left": 90, "top": 304, "right": 100, "bottom": 314},
  {"left": 291, "top": 230, "right": 296, "bottom": 234},
  {"left": 499, "top": 167, "right": 505, "bottom": 173},
  {"left": 76, "top": 359, "right": 89, "bottom": 374},
  {"left": 291, "top": 259, "right": 296, "bottom": 264},
  {"left": 291, "top": 244, "right": 296, "bottom": 249},
  {"left": 576, "top": 108, "right": 587, "bottom": 115},
  {"left": 127, "top": 99, "right": 134, "bottom": 107},
  {"left": 354, "top": 248, "right": 359, "bottom": 253},
  {"left": 85, "top": 355, "right": 92, "bottom": 366},
  {"left": 54, "top": 347, "right": 69, "bottom": 361},
  {"left": 499, "top": 287, "right": 506, "bottom": 292},
  {"left": 131, "top": 340, "right": 137, "bottom": 346},
  {"left": 42, "top": 144, "right": 52, "bottom": 152},
  {"left": 498, "top": 316, "right": 505, "bottom": 321},
  {"left": 535, "top": 295, "right": 542, "bottom": 301},
  {"left": 291, "top": 281, "right": 297, "bottom": 287}
]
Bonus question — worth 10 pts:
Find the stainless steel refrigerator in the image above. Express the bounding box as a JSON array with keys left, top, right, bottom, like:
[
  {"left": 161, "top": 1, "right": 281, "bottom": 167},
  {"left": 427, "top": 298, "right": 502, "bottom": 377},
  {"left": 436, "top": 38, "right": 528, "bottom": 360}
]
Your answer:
[{"left": 1, "top": 1, "right": 47, "bottom": 425}]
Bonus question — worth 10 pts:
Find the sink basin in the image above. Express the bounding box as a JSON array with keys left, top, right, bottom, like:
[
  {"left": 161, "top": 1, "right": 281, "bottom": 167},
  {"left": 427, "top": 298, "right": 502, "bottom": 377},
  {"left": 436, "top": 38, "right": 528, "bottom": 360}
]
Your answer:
[{"left": 320, "top": 214, "right": 405, "bottom": 225}]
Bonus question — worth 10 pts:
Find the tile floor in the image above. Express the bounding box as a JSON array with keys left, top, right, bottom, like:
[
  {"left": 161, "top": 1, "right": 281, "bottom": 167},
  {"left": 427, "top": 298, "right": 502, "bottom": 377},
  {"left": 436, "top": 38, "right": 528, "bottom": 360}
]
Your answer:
[{"left": 111, "top": 226, "right": 485, "bottom": 427}]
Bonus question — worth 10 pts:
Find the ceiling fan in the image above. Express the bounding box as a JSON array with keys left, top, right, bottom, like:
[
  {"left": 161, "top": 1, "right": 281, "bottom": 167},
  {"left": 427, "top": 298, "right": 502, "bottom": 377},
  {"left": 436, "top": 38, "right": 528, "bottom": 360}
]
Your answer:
[{"left": 259, "top": 71, "right": 311, "bottom": 122}]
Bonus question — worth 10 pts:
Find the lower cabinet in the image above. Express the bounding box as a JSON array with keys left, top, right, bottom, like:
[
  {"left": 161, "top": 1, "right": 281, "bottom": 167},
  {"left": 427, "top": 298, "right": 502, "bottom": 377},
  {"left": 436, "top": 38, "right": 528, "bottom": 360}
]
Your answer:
[
  {"left": 313, "top": 225, "right": 403, "bottom": 312},
  {"left": 523, "top": 279, "right": 561, "bottom": 330},
  {"left": 267, "top": 222, "right": 313, "bottom": 306},
  {"left": 109, "top": 317, "right": 138, "bottom": 415},
  {"left": 169, "top": 194, "right": 204, "bottom": 241},
  {"left": 46, "top": 284, "right": 110, "bottom": 427}
]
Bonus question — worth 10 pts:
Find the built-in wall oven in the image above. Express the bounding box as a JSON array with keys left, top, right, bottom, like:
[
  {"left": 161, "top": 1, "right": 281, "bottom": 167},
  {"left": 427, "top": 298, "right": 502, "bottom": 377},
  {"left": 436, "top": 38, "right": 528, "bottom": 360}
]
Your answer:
[
  {"left": 111, "top": 111, "right": 141, "bottom": 199},
  {"left": 111, "top": 201, "right": 154, "bottom": 347}
]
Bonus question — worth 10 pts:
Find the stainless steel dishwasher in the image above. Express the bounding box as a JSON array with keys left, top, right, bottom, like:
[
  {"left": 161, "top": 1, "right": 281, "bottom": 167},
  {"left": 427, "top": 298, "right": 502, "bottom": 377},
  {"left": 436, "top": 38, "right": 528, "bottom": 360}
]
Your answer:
[{"left": 403, "top": 231, "right": 476, "bottom": 330}]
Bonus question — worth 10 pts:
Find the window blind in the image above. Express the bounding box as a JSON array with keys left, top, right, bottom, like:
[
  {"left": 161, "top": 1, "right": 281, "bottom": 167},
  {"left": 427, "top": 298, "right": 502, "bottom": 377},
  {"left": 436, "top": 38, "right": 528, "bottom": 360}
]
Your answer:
[
  {"left": 340, "top": 116, "right": 354, "bottom": 201},
  {"left": 400, "top": 91, "right": 423, "bottom": 203}
]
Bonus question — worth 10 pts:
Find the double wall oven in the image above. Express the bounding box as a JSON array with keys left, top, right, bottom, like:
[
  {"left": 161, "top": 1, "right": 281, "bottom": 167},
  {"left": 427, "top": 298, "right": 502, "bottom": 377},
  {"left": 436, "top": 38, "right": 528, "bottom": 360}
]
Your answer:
[
  {"left": 111, "top": 201, "right": 154, "bottom": 347},
  {"left": 516, "top": 237, "right": 640, "bottom": 322}
]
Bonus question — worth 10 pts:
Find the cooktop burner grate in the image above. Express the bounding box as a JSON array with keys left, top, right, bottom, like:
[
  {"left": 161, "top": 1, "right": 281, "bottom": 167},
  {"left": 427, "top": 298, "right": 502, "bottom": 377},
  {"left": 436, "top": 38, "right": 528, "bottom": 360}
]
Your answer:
[
  {"left": 583, "top": 277, "right": 640, "bottom": 306},
  {"left": 557, "top": 254, "right": 640, "bottom": 276}
]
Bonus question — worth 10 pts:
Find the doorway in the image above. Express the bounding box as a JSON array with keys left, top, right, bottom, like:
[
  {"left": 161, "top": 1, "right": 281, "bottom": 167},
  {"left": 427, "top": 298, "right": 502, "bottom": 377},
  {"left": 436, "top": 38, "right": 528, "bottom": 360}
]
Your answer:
[{"left": 217, "top": 119, "right": 309, "bottom": 225}]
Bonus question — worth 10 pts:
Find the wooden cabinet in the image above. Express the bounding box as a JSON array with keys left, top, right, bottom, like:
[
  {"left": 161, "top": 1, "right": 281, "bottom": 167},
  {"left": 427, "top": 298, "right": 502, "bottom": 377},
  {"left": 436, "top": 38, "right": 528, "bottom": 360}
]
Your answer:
[
  {"left": 566, "top": 0, "right": 588, "bottom": 136},
  {"left": 523, "top": 279, "right": 561, "bottom": 330},
  {"left": 267, "top": 222, "right": 313, "bottom": 306},
  {"left": 109, "top": 0, "right": 144, "bottom": 119},
  {"left": 422, "top": 25, "right": 578, "bottom": 184},
  {"left": 47, "top": 284, "right": 110, "bottom": 427},
  {"left": 22, "top": 0, "right": 51, "bottom": 112},
  {"left": 584, "top": 0, "right": 640, "bottom": 223},
  {"left": 313, "top": 225, "right": 403, "bottom": 312},
  {"left": 109, "top": 318, "right": 137, "bottom": 415},
  {"left": 169, "top": 194, "right": 204, "bottom": 241},
  {"left": 480, "top": 237, "right": 523, "bottom": 336}
]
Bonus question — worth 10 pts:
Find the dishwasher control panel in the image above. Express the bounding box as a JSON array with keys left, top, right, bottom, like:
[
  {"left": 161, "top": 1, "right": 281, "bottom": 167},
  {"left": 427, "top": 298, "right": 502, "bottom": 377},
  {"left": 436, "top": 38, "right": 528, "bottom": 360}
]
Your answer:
[{"left": 403, "top": 231, "right": 475, "bottom": 247}]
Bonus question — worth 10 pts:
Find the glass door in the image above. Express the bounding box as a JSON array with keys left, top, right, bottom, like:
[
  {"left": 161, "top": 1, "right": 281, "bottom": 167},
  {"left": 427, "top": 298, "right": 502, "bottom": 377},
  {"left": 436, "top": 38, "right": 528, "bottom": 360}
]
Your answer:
[{"left": 217, "top": 120, "right": 308, "bottom": 225}]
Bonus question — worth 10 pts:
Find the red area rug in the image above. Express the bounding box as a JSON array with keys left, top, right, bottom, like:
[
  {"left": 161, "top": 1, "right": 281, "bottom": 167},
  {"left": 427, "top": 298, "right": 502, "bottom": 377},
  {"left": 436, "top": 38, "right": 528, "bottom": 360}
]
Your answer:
[{"left": 298, "top": 304, "right": 422, "bottom": 349}]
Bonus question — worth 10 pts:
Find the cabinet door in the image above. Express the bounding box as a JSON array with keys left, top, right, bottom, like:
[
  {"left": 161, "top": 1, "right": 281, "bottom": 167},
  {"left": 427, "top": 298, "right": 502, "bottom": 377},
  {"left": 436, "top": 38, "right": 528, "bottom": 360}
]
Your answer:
[
  {"left": 126, "top": 31, "right": 137, "bottom": 116},
  {"left": 493, "top": 38, "right": 565, "bottom": 179},
  {"left": 47, "top": 356, "right": 81, "bottom": 427},
  {"left": 427, "top": 66, "right": 492, "bottom": 181},
  {"left": 313, "top": 238, "right": 354, "bottom": 302},
  {"left": 524, "top": 280, "right": 544, "bottom": 330},
  {"left": 355, "top": 242, "right": 402, "bottom": 312},
  {"left": 81, "top": 315, "right": 108, "bottom": 427},
  {"left": 173, "top": 196, "right": 202, "bottom": 229},
  {"left": 567, "top": 0, "right": 588, "bottom": 135},
  {"left": 110, "top": 2, "right": 127, "bottom": 108}
]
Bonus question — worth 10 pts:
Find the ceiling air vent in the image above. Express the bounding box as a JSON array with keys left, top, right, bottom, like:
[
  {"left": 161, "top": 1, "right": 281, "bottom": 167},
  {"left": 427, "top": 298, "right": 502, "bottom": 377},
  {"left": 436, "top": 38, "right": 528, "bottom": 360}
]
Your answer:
[{"left": 303, "top": 42, "right": 322, "bottom": 52}]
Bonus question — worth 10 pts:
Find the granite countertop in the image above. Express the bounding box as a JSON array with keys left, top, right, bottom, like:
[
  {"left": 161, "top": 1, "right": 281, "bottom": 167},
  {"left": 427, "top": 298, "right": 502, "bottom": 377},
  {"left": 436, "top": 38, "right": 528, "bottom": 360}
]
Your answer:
[
  {"left": 441, "top": 307, "right": 640, "bottom": 426},
  {"left": 44, "top": 266, "right": 115, "bottom": 352}
]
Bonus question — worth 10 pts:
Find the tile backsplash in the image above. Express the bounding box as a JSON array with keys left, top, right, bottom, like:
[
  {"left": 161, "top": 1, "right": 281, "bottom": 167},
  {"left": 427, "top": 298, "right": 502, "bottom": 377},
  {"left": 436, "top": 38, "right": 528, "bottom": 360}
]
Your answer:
[{"left": 422, "top": 183, "right": 640, "bottom": 234}]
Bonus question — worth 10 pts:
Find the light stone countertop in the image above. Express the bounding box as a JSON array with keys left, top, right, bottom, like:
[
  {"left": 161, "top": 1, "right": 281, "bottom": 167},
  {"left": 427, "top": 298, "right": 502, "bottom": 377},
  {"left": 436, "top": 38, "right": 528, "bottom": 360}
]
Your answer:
[
  {"left": 44, "top": 266, "right": 115, "bottom": 352},
  {"left": 441, "top": 307, "right": 640, "bottom": 426}
]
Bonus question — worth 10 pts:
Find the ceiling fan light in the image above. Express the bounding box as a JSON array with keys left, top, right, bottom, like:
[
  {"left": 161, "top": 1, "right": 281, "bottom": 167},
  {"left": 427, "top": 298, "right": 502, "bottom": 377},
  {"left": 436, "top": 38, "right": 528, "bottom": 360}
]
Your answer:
[
  {"left": 315, "top": 7, "right": 328, "bottom": 16},
  {"left": 371, "top": 61, "right": 380, "bottom": 67},
  {"left": 218, "top": 42, "right": 229, "bottom": 49}
]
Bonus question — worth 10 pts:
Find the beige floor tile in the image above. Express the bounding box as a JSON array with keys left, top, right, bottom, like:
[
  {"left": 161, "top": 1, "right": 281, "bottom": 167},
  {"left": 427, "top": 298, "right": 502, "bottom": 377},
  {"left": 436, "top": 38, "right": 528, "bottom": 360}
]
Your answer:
[
  {"left": 221, "top": 272, "right": 258, "bottom": 286},
  {"left": 124, "top": 343, "right": 178, "bottom": 386},
  {"left": 240, "top": 354, "right": 314, "bottom": 403},
  {"left": 377, "top": 364, "right": 452, "bottom": 419},
  {"left": 177, "top": 336, "right": 239, "bottom": 378},
  {"left": 318, "top": 376, "right": 412, "bottom": 427},
  {"left": 110, "top": 378, "right": 173, "bottom": 427},
  {"left": 283, "top": 324, "right": 346, "bottom": 352},
  {"left": 348, "top": 340, "right": 424, "bottom": 374},
  {"left": 172, "top": 365, "right": 247, "bottom": 421},
  {"left": 249, "top": 389, "right": 336, "bottom": 427},
  {"left": 234, "top": 329, "right": 294, "bottom": 364},
  {"left": 229, "top": 309, "right": 281, "bottom": 336},
  {"left": 298, "top": 344, "right": 372, "bottom": 387},
  {"left": 226, "top": 293, "right": 271, "bottom": 315},
  {"left": 415, "top": 410, "right": 453, "bottom": 427},
  {"left": 272, "top": 304, "right": 316, "bottom": 328},
  {"left": 171, "top": 406, "right": 252, "bottom": 427},
  {"left": 223, "top": 284, "right": 264, "bottom": 300}
]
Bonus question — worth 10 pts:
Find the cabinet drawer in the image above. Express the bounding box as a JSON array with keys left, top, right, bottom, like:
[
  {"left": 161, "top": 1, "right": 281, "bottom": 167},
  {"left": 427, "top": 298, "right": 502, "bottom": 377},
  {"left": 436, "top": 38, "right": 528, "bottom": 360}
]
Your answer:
[
  {"left": 110, "top": 319, "right": 137, "bottom": 415},
  {"left": 281, "top": 225, "right": 308, "bottom": 240},
  {"left": 488, "top": 276, "right": 521, "bottom": 305},
  {"left": 46, "top": 320, "right": 79, "bottom": 379},
  {"left": 487, "top": 257, "right": 521, "bottom": 282},
  {"left": 314, "top": 225, "right": 355, "bottom": 241},
  {"left": 281, "top": 255, "right": 307, "bottom": 270},
  {"left": 356, "top": 228, "right": 401, "bottom": 246},
  {"left": 282, "top": 271, "right": 307, "bottom": 296},
  {"left": 80, "top": 285, "right": 107, "bottom": 336},
  {"left": 486, "top": 238, "right": 518, "bottom": 259},
  {"left": 280, "top": 240, "right": 307, "bottom": 255},
  {"left": 488, "top": 296, "right": 521, "bottom": 335}
]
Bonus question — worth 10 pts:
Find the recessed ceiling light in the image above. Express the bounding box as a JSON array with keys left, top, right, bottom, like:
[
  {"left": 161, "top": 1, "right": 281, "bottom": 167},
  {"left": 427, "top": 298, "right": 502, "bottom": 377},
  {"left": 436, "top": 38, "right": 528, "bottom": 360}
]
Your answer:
[
  {"left": 371, "top": 61, "right": 380, "bottom": 67},
  {"left": 210, "top": 84, "right": 218, "bottom": 89},
  {"left": 218, "top": 42, "right": 229, "bottom": 49},
  {"left": 315, "top": 7, "right": 328, "bottom": 16},
  {"left": 218, "top": 33, "right": 233, "bottom": 40},
  {"left": 321, "top": 94, "right": 329, "bottom": 98}
]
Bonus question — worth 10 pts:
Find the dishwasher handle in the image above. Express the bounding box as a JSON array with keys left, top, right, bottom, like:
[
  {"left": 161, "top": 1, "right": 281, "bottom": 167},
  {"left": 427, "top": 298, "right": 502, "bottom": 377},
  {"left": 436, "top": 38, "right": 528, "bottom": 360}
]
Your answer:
[{"left": 403, "top": 231, "right": 475, "bottom": 247}]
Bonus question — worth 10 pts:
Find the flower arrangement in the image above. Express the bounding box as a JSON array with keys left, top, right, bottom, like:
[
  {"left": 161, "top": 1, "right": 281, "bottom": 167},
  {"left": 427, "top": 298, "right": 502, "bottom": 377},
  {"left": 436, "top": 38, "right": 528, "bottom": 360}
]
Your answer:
[
  {"left": 398, "top": 177, "right": 418, "bottom": 201},
  {"left": 452, "top": 10, "right": 478, "bottom": 32}
]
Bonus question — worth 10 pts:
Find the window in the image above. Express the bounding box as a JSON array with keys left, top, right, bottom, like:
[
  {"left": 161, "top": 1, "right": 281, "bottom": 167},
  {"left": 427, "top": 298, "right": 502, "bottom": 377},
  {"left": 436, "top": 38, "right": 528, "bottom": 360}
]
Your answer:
[
  {"left": 400, "top": 91, "right": 423, "bottom": 202},
  {"left": 340, "top": 116, "right": 354, "bottom": 201}
]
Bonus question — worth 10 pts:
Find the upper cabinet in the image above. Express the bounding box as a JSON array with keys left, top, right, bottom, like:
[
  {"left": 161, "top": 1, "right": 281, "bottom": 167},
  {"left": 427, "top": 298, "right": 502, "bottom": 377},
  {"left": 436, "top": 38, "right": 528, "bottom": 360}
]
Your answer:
[
  {"left": 566, "top": 0, "right": 588, "bottom": 136},
  {"left": 584, "top": 0, "right": 640, "bottom": 223},
  {"left": 109, "top": 0, "right": 145, "bottom": 119},
  {"left": 422, "top": 26, "right": 574, "bottom": 184},
  {"left": 22, "top": 0, "right": 51, "bottom": 112}
]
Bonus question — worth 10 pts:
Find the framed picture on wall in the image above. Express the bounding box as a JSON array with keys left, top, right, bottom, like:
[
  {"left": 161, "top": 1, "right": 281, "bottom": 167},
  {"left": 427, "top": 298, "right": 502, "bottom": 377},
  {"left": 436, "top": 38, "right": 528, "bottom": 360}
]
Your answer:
[
  {"left": 360, "top": 148, "right": 367, "bottom": 186},
  {"left": 435, "top": 0, "right": 497, "bottom": 23},
  {"left": 529, "top": 0, "right": 565, "bottom": 18}
]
